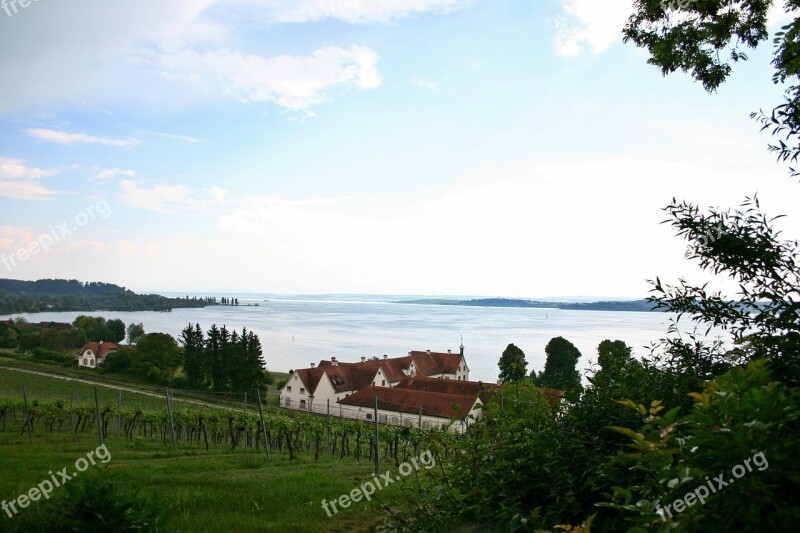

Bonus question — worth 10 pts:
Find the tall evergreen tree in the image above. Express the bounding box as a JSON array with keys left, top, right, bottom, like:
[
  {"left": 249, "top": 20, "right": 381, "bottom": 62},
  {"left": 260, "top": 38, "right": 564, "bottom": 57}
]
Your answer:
[
  {"left": 206, "top": 324, "right": 224, "bottom": 392},
  {"left": 180, "top": 323, "right": 206, "bottom": 389}
]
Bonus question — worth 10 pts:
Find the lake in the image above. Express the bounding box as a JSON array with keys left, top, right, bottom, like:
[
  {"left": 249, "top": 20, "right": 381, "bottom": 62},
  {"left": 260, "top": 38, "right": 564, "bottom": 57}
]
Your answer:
[{"left": 2, "top": 296, "right": 692, "bottom": 383}]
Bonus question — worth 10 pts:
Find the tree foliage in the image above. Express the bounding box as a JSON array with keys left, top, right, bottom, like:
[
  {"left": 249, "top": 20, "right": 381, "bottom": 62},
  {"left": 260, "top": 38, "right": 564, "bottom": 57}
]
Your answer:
[
  {"left": 533, "top": 336, "right": 584, "bottom": 402},
  {"left": 126, "top": 323, "right": 145, "bottom": 345},
  {"left": 498, "top": 342, "right": 528, "bottom": 382},
  {"left": 624, "top": 0, "right": 800, "bottom": 174},
  {"left": 179, "top": 323, "right": 270, "bottom": 394},
  {"left": 649, "top": 196, "right": 800, "bottom": 385},
  {"left": 73, "top": 315, "right": 124, "bottom": 344}
]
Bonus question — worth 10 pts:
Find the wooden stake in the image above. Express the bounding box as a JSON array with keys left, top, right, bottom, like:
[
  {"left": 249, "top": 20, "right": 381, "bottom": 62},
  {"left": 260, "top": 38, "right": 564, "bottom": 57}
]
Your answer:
[
  {"left": 256, "top": 389, "right": 270, "bottom": 461},
  {"left": 94, "top": 387, "right": 104, "bottom": 446},
  {"left": 165, "top": 387, "right": 176, "bottom": 449}
]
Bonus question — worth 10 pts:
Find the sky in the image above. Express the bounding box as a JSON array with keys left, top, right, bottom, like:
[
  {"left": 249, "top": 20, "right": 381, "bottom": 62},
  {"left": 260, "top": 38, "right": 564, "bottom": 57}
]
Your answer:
[{"left": 0, "top": 0, "right": 798, "bottom": 298}]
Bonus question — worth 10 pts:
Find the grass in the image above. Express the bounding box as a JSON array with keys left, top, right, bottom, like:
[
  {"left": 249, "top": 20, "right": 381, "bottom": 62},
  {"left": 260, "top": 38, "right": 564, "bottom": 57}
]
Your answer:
[
  {"left": 0, "top": 365, "right": 172, "bottom": 411},
  {"left": 0, "top": 426, "right": 398, "bottom": 532},
  {"left": 0, "top": 363, "right": 421, "bottom": 531},
  {"left": 0, "top": 356, "right": 284, "bottom": 410}
]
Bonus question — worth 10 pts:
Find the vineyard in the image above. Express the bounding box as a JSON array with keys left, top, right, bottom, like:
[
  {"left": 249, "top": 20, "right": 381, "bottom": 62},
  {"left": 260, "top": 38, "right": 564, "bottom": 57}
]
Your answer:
[
  {"left": 0, "top": 365, "right": 459, "bottom": 530},
  {"left": 0, "top": 368, "right": 458, "bottom": 465}
]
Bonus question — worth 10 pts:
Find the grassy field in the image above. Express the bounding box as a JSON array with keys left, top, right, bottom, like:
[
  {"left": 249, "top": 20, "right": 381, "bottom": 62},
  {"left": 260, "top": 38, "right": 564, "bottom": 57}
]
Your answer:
[
  {"left": 0, "top": 356, "right": 286, "bottom": 411},
  {"left": 0, "top": 426, "right": 396, "bottom": 531},
  {"left": 0, "top": 367, "right": 408, "bottom": 532}
]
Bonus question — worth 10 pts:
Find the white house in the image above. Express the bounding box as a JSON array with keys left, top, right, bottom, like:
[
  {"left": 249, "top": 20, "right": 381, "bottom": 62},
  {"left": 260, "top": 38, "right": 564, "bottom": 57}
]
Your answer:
[
  {"left": 77, "top": 341, "right": 118, "bottom": 368},
  {"left": 337, "top": 385, "right": 485, "bottom": 433},
  {"left": 279, "top": 347, "right": 470, "bottom": 412}
]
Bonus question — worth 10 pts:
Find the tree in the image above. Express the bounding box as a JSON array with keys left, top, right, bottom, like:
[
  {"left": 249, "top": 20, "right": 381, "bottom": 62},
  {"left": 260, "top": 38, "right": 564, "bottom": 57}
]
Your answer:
[
  {"left": 126, "top": 323, "right": 144, "bottom": 345},
  {"left": 107, "top": 319, "right": 126, "bottom": 343},
  {"left": 135, "top": 333, "right": 182, "bottom": 379},
  {"left": 498, "top": 343, "right": 528, "bottom": 382},
  {"left": 649, "top": 196, "right": 800, "bottom": 385},
  {"left": 534, "top": 336, "right": 583, "bottom": 402},
  {"left": 73, "top": 315, "right": 114, "bottom": 342},
  {"left": 624, "top": 0, "right": 800, "bottom": 174},
  {"left": 0, "top": 320, "right": 18, "bottom": 349},
  {"left": 596, "top": 339, "right": 633, "bottom": 375},
  {"left": 180, "top": 323, "right": 206, "bottom": 389},
  {"left": 625, "top": 3, "right": 800, "bottom": 384}
]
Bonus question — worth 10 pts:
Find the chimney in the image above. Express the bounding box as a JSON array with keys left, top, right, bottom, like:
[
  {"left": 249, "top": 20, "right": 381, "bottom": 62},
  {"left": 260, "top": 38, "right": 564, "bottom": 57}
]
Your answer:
[
  {"left": 361, "top": 356, "right": 366, "bottom": 363},
  {"left": 447, "top": 349, "right": 451, "bottom": 354},
  {"left": 383, "top": 354, "right": 388, "bottom": 360},
  {"left": 331, "top": 357, "right": 338, "bottom": 367},
  {"left": 426, "top": 349, "right": 431, "bottom": 355},
  {"left": 310, "top": 363, "right": 315, "bottom": 368}
]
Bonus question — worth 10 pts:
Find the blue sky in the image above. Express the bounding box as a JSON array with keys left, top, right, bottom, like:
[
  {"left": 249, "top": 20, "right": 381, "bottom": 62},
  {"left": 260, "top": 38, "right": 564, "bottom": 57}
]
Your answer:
[{"left": 1, "top": 0, "right": 798, "bottom": 297}]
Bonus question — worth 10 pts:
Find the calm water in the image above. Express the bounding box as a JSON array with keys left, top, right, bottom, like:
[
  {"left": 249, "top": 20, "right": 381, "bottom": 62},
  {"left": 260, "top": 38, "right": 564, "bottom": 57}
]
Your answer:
[{"left": 2, "top": 297, "right": 684, "bottom": 383}]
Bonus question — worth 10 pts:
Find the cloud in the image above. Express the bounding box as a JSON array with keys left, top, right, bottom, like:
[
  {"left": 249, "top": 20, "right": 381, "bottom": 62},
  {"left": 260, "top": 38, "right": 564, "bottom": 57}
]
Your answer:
[
  {"left": 0, "top": 225, "right": 37, "bottom": 251},
  {"left": 238, "top": 0, "right": 468, "bottom": 24},
  {"left": 0, "top": 0, "right": 456, "bottom": 115},
  {"left": 554, "top": 0, "right": 633, "bottom": 57},
  {"left": 119, "top": 179, "right": 226, "bottom": 212},
  {"left": 0, "top": 157, "right": 61, "bottom": 200},
  {"left": 135, "top": 129, "right": 202, "bottom": 143},
  {"left": 25, "top": 128, "right": 139, "bottom": 147},
  {"left": 144, "top": 44, "right": 381, "bottom": 111},
  {"left": 412, "top": 76, "right": 438, "bottom": 92},
  {"left": 94, "top": 168, "right": 137, "bottom": 181}
]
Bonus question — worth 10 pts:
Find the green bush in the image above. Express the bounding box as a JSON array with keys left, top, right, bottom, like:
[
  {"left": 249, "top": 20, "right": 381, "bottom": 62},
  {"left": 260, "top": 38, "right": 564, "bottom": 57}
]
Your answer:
[
  {"left": 603, "top": 360, "right": 800, "bottom": 532},
  {"left": 31, "top": 348, "right": 74, "bottom": 366},
  {"left": 0, "top": 470, "right": 169, "bottom": 532}
]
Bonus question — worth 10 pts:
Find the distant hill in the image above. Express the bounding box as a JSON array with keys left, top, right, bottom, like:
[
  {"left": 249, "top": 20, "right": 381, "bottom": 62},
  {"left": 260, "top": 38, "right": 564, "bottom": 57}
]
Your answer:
[
  {"left": 0, "top": 279, "right": 131, "bottom": 296},
  {"left": 0, "top": 278, "right": 216, "bottom": 314},
  {"left": 402, "top": 297, "right": 659, "bottom": 312}
]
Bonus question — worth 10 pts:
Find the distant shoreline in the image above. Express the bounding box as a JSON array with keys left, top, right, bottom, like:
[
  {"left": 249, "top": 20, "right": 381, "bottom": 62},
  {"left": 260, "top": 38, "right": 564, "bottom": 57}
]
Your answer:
[{"left": 399, "top": 298, "right": 660, "bottom": 312}]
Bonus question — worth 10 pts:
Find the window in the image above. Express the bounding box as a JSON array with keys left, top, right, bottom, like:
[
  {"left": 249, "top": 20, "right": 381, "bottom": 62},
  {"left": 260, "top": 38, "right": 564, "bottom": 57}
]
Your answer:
[
  {"left": 90, "top": 359, "right": 94, "bottom": 367},
  {"left": 366, "top": 413, "right": 373, "bottom": 421},
  {"left": 83, "top": 358, "right": 88, "bottom": 366},
  {"left": 372, "top": 381, "right": 375, "bottom": 386},
  {"left": 379, "top": 414, "right": 388, "bottom": 423},
  {"left": 300, "top": 400, "right": 306, "bottom": 409},
  {"left": 381, "top": 380, "right": 386, "bottom": 386},
  {"left": 283, "top": 397, "right": 291, "bottom": 407},
  {"left": 300, "top": 387, "right": 305, "bottom": 394}
]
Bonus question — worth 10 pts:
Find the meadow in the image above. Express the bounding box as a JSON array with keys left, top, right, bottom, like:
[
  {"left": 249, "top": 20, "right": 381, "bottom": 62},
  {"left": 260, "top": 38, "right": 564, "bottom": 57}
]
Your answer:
[{"left": 0, "top": 366, "right": 437, "bottom": 532}]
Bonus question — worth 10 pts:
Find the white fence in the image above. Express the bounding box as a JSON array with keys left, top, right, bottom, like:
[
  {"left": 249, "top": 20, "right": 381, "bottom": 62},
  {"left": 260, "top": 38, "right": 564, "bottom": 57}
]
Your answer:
[{"left": 278, "top": 396, "right": 468, "bottom": 432}]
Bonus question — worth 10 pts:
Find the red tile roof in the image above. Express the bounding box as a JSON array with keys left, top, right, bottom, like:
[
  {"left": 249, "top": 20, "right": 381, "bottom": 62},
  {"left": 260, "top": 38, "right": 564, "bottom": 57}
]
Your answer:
[
  {"left": 291, "top": 350, "right": 467, "bottom": 397},
  {"left": 407, "top": 351, "right": 463, "bottom": 375},
  {"left": 337, "top": 386, "right": 480, "bottom": 420},
  {"left": 77, "top": 342, "right": 119, "bottom": 360},
  {"left": 394, "top": 375, "right": 496, "bottom": 403},
  {"left": 537, "top": 388, "right": 565, "bottom": 409}
]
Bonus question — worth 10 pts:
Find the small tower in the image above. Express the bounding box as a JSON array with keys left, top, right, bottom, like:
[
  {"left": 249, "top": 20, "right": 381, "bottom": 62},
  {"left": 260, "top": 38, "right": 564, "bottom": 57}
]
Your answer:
[{"left": 460, "top": 336, "right": 464, "bottom": 357}]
